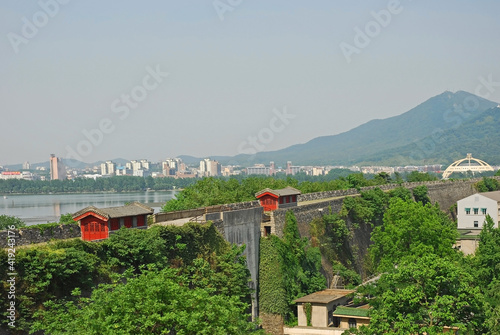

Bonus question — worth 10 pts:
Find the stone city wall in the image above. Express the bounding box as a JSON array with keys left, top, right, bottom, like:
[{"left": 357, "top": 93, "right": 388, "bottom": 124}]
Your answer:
[{"left": 0, "top": 224, "right": 81, "bottom": 248}]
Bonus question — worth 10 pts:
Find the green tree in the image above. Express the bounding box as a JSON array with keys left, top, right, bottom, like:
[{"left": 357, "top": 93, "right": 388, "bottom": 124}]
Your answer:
[
  {"left": 474, "top": 216, "right": 500, "bottom": 333},
  {"left": 476, "top": 177, "right": 500, "bottom": 192},
  {"left": 388, "top": 186, "right": 412, "bottom": 202},
  {"left": 406, "top": 171, "right": 438, "bottom": 182},
  {"left": 485, "top": 279, "right": 500, "bottom": 334},
  {"left": 373, "top": 172, "right": 392, "bottom": 184},
  {"left": 474, "top": 215, "right": 500, "bottom": 285},
  {"left": 367, "top": 254, "right": 484, "bottom": 335},
  {"left": 370, "top": 198, "right": 458, "bottom": 271},
  {"left": 32, "top": 268, "right": 255, "bottom": 335},
  {"left": 0, "top": 215, "right": 26, "bottom": 230},
  {"left": 412, "top": 185, "right": 431, "bottom": 205}
]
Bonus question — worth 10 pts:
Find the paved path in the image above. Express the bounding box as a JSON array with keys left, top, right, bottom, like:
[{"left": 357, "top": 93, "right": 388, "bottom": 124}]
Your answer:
[
  {"left": 153, "top": 217, "right": 204, "bottom": 227},
  {"left": 298, "top": 194, "right": 359, "bottom": 206}
]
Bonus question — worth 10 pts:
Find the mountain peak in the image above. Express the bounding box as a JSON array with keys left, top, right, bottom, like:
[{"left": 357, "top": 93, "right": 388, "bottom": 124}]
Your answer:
[{"left": 221, "top": 91, "right": 499, "bottom": 166}]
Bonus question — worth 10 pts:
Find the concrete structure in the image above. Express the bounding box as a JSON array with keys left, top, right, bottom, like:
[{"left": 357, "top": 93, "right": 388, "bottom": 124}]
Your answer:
[
  {"left": 100, "top": 160, "right": 116, "bottom": 175},
  {"left": 0, "top": 171, "right": 23, "bottom": 180},
  {"left": 442, "top": 153, "right": 494, "bottom": 179},
  {"left": 73, "top": 202, "right": 153, "bottom": 241},
  {"left": 286, "top": 161, "right": 301, "bottom": 175},
  {"left": 163, "top": 158, "right": 183, "bottom": 176},
  {"left": 247, "top": 164, "right": 271, "bottom": 176},
  {"left": 294, "top": 289, "right": 355, "bottom": 328},
  {"left": 132, "top": 169, "right": 151, "bottom": 177},
  {"left": 140, "top": 159, "right": 150, "bottom": 170},
  {"left": 127, "top": 159, "right": 150, "bottom": 171},
  {"left": 457, "top": 191, "right": 500, "bottom": 229},
  {"left": 49, "top": 154, "right": 66, "bottom": 180},
  {"left": 115, "top": 166, "right": 132, "bottom": 176},
  {"left": 246, "top": 162, "right": 276, "bottom": 176},
  {"left": 255, "top": 187, "right": 301, "bottom": 212},
  {"left": 199, "top": 158, "right": 221, "bottom": 176},
  {"left": 455, "top": 234, "right": 480, "bottom": 256},
  {"left": 22, "top": 161, "right": 30, "bottom": 170},
  {"left": 219, "top": 207, "right": 262, "bottom": 320},
  {"left": 331, "top": 306, "right": 370, "bottom": 329}
]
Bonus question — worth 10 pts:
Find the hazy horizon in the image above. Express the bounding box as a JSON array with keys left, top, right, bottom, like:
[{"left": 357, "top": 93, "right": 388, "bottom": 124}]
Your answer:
[{"left": 2, "top": 1, "right": 500, "bottom": 165}]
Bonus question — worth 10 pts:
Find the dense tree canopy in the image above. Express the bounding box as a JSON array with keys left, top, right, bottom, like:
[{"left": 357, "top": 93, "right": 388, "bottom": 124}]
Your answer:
[
  {"left": 0, "top": 176, "right": 197, "bottom": 194},
  {"left": 163, "top": 173, "right": 397, "bottom": 212},
  {"left": 370, "top": 198, "right": 457, "bottom": 272},
  {"left": 366, "top": 254, "right": 483, "bottom": 335},
  {"left": 0, "top": 223, "right": 260, "bottom": 334}
]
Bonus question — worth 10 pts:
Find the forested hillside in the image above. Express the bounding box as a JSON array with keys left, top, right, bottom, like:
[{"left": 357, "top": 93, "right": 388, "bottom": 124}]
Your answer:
[
  {"left": 188, "top": 91, "right": 498, "bottom": 166},
  {"left": 361, "top": 106, "right": 500, "bottom": 165}
]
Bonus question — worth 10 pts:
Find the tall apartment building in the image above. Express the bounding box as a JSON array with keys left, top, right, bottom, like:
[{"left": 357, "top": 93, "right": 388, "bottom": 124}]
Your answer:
[
  {"left": 199, "top": 158, "right": 221, "bottom": 176},
  {"left": 140, "top": 159, "right": 150, "bottom": 170},
  {"left": 286, "top": 161, "right": 301, "bottom": 175},
  {"left": 101, "top": 161, "right": 116, "bottom": 175},
  {"left": 162, "top": 158, "right": 182, "bottom": 175},
  {"left": 49, "top": 154, "right": 66, "bottom": 180}
]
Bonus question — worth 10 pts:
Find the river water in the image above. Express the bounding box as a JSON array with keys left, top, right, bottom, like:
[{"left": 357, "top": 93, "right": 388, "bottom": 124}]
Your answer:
[{"left": 0, "top": 191, "right": 178, "bottom": 225}]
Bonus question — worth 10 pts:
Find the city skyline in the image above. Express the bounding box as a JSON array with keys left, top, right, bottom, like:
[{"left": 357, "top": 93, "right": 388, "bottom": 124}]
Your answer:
[{"left": 1, "top": 1, "right": 500, "bottom": 164}]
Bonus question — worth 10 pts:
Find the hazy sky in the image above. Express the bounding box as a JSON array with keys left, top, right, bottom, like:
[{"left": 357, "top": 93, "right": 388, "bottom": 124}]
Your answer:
[{"left": 1, "top": 0, "right": 500, "bottom": 165}]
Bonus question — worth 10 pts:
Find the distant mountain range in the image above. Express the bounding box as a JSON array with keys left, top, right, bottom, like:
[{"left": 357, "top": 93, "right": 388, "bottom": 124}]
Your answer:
[
  {"left": 5, "top": 91, "right": 500, "bottom": 170},
  {"left": 184, "top": 91, "right": 500, "bottom": 167}
]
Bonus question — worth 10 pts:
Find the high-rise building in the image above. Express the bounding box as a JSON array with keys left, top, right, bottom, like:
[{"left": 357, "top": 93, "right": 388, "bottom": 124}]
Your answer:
[
  {"left": 22, "top": 161, "right": 31, "bottom": 170},
  {"left": 209, "top": 160, "right": 221, "bottom": 176},
  {"left": 285, "top": 161, "right": 301, "bottom": 175},
  {"left": 140, "top": 159, "right": 150, "bottom": 170},
  {"left": 270, "top": 161, "right": 275, "bottom": 176},
  {"left": 101, "top": 161, "right": 116, "bottom": 175},
  {"left": 49, "top": 154, "right": 66, "bottom": 180},
  {"left": 199, "top": 158, "right": 221, "bottom": 176}
]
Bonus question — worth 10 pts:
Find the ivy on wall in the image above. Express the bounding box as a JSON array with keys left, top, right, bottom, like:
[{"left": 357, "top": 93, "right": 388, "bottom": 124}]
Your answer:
[{"left": 259, "top": 211, "right": 326, "bottom": 323}]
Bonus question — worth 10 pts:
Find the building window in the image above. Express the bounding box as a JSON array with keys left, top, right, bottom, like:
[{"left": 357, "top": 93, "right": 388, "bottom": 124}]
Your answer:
[
  {"left": 474, "top": 221, "right": 479, "bottom": 228},
  {"left": 264, "top": 226, "right": 271, "bottom": 236},
  {"left": 473, "top": 208, "right": 479, "bottom": 215},
  {"left": 482, "top": 208, "right": 487, "bottom": 215},
  {"left": 332, "top": 316, "right": 341, "bottom": 327},
  {"left": 279, "top": 197, "right": 283, "bottom": 204},
  {"left": 465, "top": 208, "right": 471, "bottom": 215},
  {"left": 286, "top": 196, "right": 290, "bottom": 203},
  {"left": 292, "top": 195, "right": 297, "bottom": 202},
  {"left": 348, "top": 318, "right": 357, "bottom": 329}
]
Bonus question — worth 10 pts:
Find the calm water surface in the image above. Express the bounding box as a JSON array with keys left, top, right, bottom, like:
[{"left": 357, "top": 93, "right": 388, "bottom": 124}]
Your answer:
[{"left": 0, "top": 191, "right": 178, "bottom": 225}]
